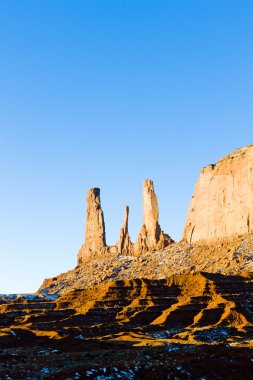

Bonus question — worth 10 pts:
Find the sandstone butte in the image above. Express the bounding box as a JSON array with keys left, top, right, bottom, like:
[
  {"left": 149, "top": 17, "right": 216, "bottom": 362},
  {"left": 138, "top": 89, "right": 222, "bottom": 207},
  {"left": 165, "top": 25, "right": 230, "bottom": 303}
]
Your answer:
[{"left": 183, "top": 144, "right": 253, "bottom": 244}]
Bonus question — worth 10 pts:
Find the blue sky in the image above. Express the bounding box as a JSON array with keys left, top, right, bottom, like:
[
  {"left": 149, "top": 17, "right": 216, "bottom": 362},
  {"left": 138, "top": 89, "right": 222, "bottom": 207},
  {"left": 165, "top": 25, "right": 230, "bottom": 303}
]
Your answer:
[{"left": 0, "top": 0, "right": 252, "bottom": 293}]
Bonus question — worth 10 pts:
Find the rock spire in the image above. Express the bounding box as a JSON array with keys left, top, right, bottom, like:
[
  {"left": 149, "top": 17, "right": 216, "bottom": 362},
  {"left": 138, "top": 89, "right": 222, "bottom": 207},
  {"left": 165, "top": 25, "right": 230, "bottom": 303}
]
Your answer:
[
  {"left": 78, "top": 188, "right": 106, "bottom": 263},
  {"left": 182, "top": 145, "right": 253, "bottom": 243},
  {"left": 78, "top": 179, "right": 173, "bottom": 263},
  {"left": 135, "top": 180, "right": 173, "bottom": 253},
  {"left": 117, "top": 206, "right": 133, "bottom": 255}
]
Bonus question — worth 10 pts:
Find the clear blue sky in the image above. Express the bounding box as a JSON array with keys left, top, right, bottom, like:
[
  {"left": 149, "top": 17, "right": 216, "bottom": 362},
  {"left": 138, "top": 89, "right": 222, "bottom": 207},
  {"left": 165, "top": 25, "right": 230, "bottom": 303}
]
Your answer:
[{"left": 0, "top": 0, "right": 252, "bottom": 293}]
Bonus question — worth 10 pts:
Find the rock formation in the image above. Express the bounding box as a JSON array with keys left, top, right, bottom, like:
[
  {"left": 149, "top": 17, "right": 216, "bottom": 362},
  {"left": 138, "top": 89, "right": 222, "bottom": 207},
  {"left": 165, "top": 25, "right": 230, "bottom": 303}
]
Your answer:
[
  {"left": 40, "top": 145, "right": 253, "bottom": 298},
  {"left": 183, "top": 145, "right": 253, "bottom": 244},
  {"left": 135, "top": 180, "right": 173, "bottom": 253},
  {"left": 78, "top": 180, "right": 173, "bottom": 262},
  {"left": 117, "top": 206, "right": 133, "bottom": 255},
  {"left": 78, "top": 188, "right": 106, "bottom": 263}
]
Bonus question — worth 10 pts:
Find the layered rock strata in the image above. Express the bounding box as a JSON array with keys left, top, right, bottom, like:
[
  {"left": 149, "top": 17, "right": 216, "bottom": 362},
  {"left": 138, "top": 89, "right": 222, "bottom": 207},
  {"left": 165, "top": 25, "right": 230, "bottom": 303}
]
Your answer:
[
  {"left": 3, "top": 275, "right": 253, "bottom": 378},
  {"left": 183, "top": 145, "right": 253, "bottom": 244},
  {"left": 135, "top": 180, "right": 173, "bottom": 253},
  {"left": 5, "top": 273, "right": 253, "bottom": 347}
]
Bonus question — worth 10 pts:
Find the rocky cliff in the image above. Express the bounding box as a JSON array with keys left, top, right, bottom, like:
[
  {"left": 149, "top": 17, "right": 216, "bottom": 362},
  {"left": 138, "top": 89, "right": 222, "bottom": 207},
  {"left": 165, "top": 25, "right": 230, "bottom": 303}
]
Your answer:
[{"left": 183, "top": 145, "right": 253, "bottom": 243}]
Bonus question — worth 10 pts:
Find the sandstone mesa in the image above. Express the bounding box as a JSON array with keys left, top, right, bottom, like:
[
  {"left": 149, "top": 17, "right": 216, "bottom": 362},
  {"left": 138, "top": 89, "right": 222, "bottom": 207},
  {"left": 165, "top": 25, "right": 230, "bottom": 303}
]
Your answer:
[{"left": 183, "top": 144, "right": 253, "bottom": 243}]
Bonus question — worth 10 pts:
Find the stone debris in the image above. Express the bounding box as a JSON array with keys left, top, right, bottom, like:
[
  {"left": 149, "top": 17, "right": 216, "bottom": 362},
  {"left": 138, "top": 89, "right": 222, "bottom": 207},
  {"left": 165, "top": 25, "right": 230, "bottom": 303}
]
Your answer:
[{"left": 39, "top": 234, "right": 253, "bottom": 295}]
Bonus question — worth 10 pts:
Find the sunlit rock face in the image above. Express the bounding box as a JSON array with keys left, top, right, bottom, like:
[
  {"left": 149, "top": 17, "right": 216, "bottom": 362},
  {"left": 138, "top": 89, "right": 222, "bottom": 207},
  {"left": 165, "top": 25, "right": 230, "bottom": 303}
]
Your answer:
[
  {"left": 135, "top": 180, "right": 173, "bottom": 253},
  {"left": 183, "top": 145, "right": 253, "bottom": 244},
  {"left": 78, "top": 188, "right": 106, "bottom": 263}
]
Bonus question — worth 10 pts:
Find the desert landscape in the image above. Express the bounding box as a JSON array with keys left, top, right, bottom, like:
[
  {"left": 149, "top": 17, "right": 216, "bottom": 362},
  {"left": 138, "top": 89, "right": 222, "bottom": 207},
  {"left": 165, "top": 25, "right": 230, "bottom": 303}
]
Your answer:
[
  {"left": 1, "top": 1, "right": 252, "bottom": 378},
  {"left": 1, "top": 146, "right": 253, "bottom": 378}
]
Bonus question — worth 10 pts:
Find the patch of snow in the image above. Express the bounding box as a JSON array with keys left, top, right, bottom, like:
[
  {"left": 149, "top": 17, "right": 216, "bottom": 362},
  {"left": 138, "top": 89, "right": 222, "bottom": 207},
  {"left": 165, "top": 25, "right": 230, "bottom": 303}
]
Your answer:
[
  {"left": 41, "top": 367, "right": 50, "bottom": 374},
  {"left": 86, "top": 369, "right": 98, "bottom": 376},
  {"left": 165, "top": 343, "right": 180, "bottom": 352},
  {"left": 75, "top": 334, "right": 85, "bottom": 340},
  {"left": 0, "top": 292, "right": 59, "bottom": 301},
  {"left": 44, "top": 293, "right": 59, "bottom": 300}
]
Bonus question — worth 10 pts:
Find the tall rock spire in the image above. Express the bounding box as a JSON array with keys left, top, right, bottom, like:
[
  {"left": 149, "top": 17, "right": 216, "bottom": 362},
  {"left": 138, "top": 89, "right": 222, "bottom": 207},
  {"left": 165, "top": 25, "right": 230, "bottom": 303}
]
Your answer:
[
  {"left": 117, "top": 206, "right": 133, "bottom": 255},
  {"left": 142, "top": 180, "right": 161, "bottom": 246},
  {"left": 78, "top": 188, "right": 106, "bottom": 263},
  {"left": 135, "top": 180, "right": 173, "bottom": 253},
  {"left": 78, "top": 179, "right": 173, "bottom": 264}
]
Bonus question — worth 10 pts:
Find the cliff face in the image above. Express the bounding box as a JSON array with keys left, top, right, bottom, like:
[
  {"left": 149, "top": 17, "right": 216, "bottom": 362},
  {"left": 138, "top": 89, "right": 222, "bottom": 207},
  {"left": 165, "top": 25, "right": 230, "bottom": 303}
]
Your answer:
[{"left": 183, "top": 145, "right": 253, "bottom": 243}]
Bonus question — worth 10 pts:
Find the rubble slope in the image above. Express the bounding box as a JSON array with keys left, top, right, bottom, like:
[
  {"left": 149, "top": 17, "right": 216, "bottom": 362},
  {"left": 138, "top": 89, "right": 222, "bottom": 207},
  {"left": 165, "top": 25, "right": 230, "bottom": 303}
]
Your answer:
[{"left": 39, "top": 234, "right": 253, "bottom": 296}]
